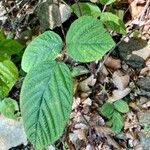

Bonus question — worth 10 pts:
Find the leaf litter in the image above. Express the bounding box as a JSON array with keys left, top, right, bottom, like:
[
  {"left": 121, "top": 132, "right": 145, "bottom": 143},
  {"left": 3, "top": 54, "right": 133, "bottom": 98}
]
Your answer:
[{"left": 0, "top": 0, "right": 150, "bottom": 149}]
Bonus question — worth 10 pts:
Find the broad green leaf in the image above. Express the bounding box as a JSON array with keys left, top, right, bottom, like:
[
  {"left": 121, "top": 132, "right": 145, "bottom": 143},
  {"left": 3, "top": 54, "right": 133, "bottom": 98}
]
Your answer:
[
  {"left": 71, "top": 65, "right": 89, "bottom": 77},
  {"left": 71, "top": 2, "right": 101, "bottom": 18},
  {"left": 111, "top": 111, "right": 123, "bottom": 133},
  {"left": 0, "top": 98, "right": 19, "bottom": 119},
  {"left": 20, "top": 61, "right": 73, "bottom": 149},
  {"left": 114, "top": 100, "right": 129, "bottom": 113},
  {"left": 99, "top": 0, "right": 116, "bottom": 5},
  {"left": 66, "top": 16, "right": 115, "bottom": 62},
  {"left": 0, "top": 39, "right": 23, "bottom": 56},
  {"left": 0, "top": 30, "right": 5, "bottom": 42},
  {"left": 100, "top": 102, "right": 114, "bottom": 118},
  {"left": 100, "top": 12, "right": 126, "bottom": 34},
  {"left": 21, "top": 31, "right": 63, "bottom": 73},
  {"left": 0, "top": 59, "right": 18, "bottom": 98}
]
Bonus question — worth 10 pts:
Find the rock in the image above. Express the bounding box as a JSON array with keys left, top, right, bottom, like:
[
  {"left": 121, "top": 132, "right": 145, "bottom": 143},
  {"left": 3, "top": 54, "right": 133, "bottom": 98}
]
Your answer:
[
  {"left": 138, "top": 111, "right": 150, "bottom": 126},
  {"left": 132, "top": 40, "right": 150, "bottom": 60},
  {"left": 125, "top": 54, "right": 144, "bottom": 69},
  {"left": 0, "top": 115, "right": 27, "bottom": 150},
  {"left": 117, "top": 37, "right": 147, "bottom": 69},
  {"left": 139, "top": 132, "right": 150, "bottom": 150}
]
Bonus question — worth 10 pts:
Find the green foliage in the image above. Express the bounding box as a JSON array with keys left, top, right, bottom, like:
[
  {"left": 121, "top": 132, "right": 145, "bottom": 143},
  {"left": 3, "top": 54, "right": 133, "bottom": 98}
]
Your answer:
[
  {"left": 20, "top": 61, "right": 73, "bottom": 149},
  {"left": 20, "top": 7, "right": 126, "bottom": 148},
  {"left": 71, "top": 66, "right": 89, "bottom": 77},
  {"left": 101, "top": 102, "right": 114, "bottom": 118},
  {"left": 71, "top": 2, "right": 101, "bottom": 18},
  {"left": 111, "top": 111, "right": 123, "bottom": 134},
  {"left": 0, "top": 30, "right": 22, "bottom": 99},
  {"left": 21, "top": 31, "right": 63, "bottom": 73},
  {"left": 0, "top": 98, "right": 19, "bottom": 119},
  {"left": 100, "top": 99, "right": 129, "bottom": 133},
  {"left": 0, "top": 58, "right": 18, "bottom": 98},
  {"left": 99, "top": 0, "right": 116, "bottom": 5},
  {"left": 66, "top": 16, "right": 115, "bottom": 62},
  {"left": 114, "top": 99, "right": 129, "bottom": 113},
  {"left": 0, "top": 39, "right": 23, "bottom": 56},
  {"left": 100, "top": 12, "right": 126, "bottom": 34}
]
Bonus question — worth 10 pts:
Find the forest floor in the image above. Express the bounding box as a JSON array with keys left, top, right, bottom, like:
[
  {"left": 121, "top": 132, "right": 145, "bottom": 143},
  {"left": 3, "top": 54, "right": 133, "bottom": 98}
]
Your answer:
[{"left": 0, "top": 0, "right": 150, "bottom": 150}]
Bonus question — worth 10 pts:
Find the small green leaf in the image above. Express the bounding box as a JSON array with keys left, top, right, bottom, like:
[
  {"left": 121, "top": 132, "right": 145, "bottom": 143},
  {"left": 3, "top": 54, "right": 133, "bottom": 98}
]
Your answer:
[
  {"left": 0, "top": 39, "right": 23, "bottom": 56},
  {"left": 114, "top": 100, "right": 129, "bottom": 113},
  {"left": 111, "top": 111, "right": 123, "bottom": 133},
  {"left": 99, "top": 0, "right": 116, "bottom": 5},
  {"left": 21, "top": 31, "right": 63, "bottom": 73},
  {"left": 100, "top": 12, "right": 126, "bottom": 34},
  {"left": 66, "top": 16, "right": 115, "bottom": 62},
  {"left": 71, "top": 66, "right": 89, "bottom": 77},
  {"left": 100, "top": 102, "right": 114, "bottom": 118},
  {"left": 21, "top": 61, "right": 73, "bottom": 149},
  {"left": 71, "top": 2, "right": 101, "bottom": 18},
  {"left": 0, "top": 98, "right": 19, "bottom": 119},
  {"left": 0, "top": 59, "right": 18, "bottom": 98}
]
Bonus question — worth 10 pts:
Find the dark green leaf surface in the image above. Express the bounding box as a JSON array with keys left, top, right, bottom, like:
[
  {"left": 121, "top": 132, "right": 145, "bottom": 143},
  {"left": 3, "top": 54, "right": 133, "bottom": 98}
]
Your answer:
[
  {"left": 101, "top": 102, "right": 114, "bottom": 118},
  {"left": 20, "top": 61, "right": 73, "bottom": 149},
  {"left": 66, "top": 16, "right": 115, "bottom": 62},
  {"left": 21, "top": 31, "right": 63, "bottom": 73},
  {"left": 71, "top": 2, "right": 101, "bottom": 18},
  {"left": 100, "top": 12, "right": 126, "bottom": 34},
  {"left": 0, "top": 39, "right": 23, "bottom": 56}
]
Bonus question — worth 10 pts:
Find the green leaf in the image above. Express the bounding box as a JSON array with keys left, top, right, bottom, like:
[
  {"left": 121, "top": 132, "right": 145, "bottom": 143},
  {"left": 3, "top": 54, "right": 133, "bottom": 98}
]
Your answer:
[
  {"left": 114, "top": 100, "right": 129, "bottom": 113},
  {"left": 66, "top": 16, "right": 115, "bottom": 62},
  {"left": 0, "top": 59, "right": 18, "bottom": 98},
  {"left": 71, "top": 2, "right": 101, "bottom": 18},
  {"left": 71, "top": 65, "right": 89, "bottom": 77},
  {"left": 111, "top": 111, "right": 123, "bottom": 134},
  {"left": 0, "top": 39, "right": 23, "bottom": 56},
  {"left": 0, "top": 98, "right": 19, "bottom": 119},
  {"left": 0, "top": 30, "right": 5, "bottom": 42},
  {"left": 100, "top": 102, "right": 114, "bottom": 118},
  {"left": 100, "top": 12, "right": 126, "bottom": 34},
  {"left": 21, "top": 31, "right": 63, "bottom": 73},
  {"left": 99, "top": 0, "right": 116, "bottom": 5},
  {"left": 20, "top": 61, "right": 73, "bottom": 149}
]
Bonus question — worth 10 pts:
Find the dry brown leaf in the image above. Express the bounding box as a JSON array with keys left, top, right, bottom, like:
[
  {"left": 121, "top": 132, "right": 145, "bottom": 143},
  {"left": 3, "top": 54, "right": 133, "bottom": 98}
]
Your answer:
[
  {"left": 104, "top": 56, "right": 121, "bottom": 70},
  {"left": 108, "top": 88, "right": 131, "bottom": 102},
  {"left": 112, "top": 71, "right": 130, "bottom": 90},
  {"left": 79, "top": 75, "right": 96, "bottom": 92}
]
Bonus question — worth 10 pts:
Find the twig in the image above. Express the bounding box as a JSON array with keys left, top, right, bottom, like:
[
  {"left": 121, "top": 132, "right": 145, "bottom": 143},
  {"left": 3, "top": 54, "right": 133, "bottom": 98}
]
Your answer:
[
  {"left": 96, "top": 29, "right": 137, "bottom": 75},
  {"left": 57, "top": 0, "right": 66, "bottom": 41},
  {"left": 74, "top": 0, "right": 82, "bottom": 16}
]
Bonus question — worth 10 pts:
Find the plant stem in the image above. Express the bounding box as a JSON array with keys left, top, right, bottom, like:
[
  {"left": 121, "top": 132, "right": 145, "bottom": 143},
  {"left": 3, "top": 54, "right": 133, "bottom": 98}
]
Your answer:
[{"left": 74, "top": 0, "right": 82, "bottom": 16}]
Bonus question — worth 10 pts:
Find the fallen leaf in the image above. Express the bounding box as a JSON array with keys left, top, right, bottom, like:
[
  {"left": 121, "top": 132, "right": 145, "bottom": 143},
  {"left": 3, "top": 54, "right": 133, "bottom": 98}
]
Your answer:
[
  {"left": 0, "top": 115, "right": 27, "bottom": 150},
  {"left": 112, "top": 71, "right": 130, "bottom": 90},
  {"left": 108, "top": 88, "right": 131, "bottom": 102},
  {"left": 35, "top": 0, "right": 71, "bottom": 30},
  {"left": 104, "top": 56, "right": 121, "bottom": 70},
  {"left": 79, "top": 75, "right": 96, "bottom": 92}
]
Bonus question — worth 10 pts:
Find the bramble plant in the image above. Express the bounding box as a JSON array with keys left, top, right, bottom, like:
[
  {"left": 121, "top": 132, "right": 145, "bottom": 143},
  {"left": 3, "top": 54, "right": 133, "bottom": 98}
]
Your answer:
[
  {"left": 100, "top": 99, "right": 129, "bottom": 133},
  {"left": 20, "top": 0, "right": 126, "bottom": 149},
  {"left": 0, "top": 30, "right": 23, "bottom": 120}
]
